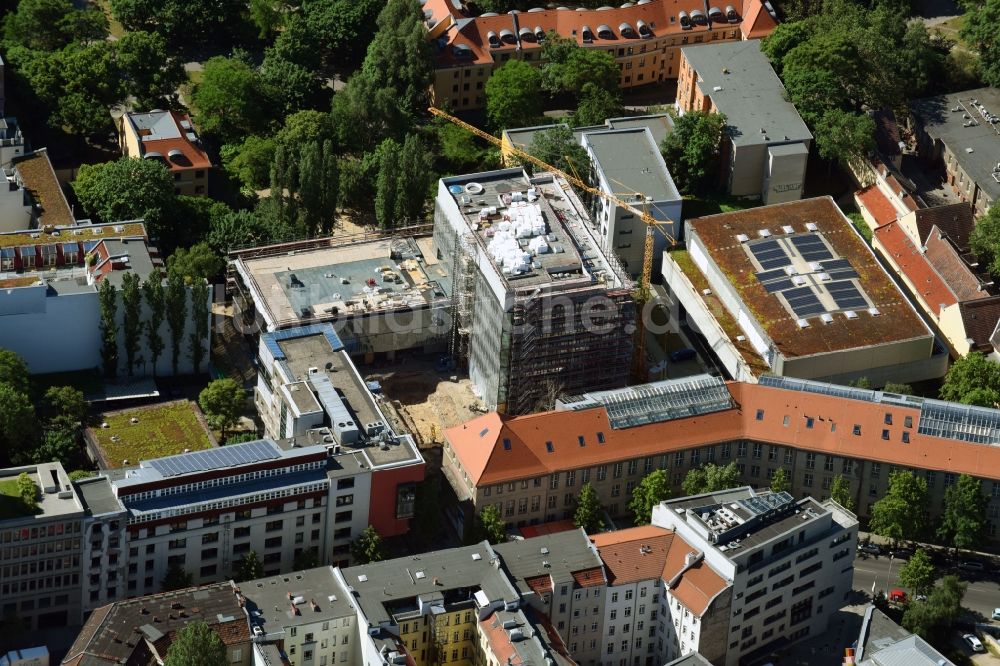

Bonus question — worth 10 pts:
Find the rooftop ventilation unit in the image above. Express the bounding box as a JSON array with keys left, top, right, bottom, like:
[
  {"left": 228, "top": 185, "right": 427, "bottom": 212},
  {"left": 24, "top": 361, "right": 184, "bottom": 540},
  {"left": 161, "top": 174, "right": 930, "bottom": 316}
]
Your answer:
[
  {"left": 791, "top": 275, "right": 806, "bottom": 286},
  {"left": 805, "top": 222, "right": 819, "bottom": 232},
  {"left": 757, "top": 229, "right": 771, "bottom": 238},
  {"left": 781, "top": 225, "right": 795, "bottom": 234},
  {"left": 783, "top": 265, "right": 797, "bottom": 276},
  {"left": 820, "top": 313, "right": 833, "bottom": 324},
  {"left": 796, "top": 318, "right": 810, "bottom": 328},
  {"left": 818, "top": 272, "right": 831, "bottom": 282},
  {"left": 844, "top": 310, "right": 858, "bottom": 319},
  {"left": 868, "top": 307, "right": 881, "bottom": 316},
  {"left": 736, "top": 233, "right": 749, "bottom": 243}
]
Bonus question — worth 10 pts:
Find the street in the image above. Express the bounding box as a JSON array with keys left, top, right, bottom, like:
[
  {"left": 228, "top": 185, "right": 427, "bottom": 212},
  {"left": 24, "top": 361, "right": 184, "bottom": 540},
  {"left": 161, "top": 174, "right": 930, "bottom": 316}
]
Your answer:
[{"left": 852, "top": 554, "right": 1000, "bottom": 620}]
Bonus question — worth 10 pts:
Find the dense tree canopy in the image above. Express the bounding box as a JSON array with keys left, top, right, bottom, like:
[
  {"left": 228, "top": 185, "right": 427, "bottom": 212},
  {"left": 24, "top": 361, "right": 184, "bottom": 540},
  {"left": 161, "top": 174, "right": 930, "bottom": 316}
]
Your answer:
[
  {"left": 938, "top": 473, "right": 988, "bottom": 552},
  {"left": 540, "top": 34, "right": 619, "bottom": 97},
  {"left": 198, "top": 379, "right": 246, "bottom": 441},
  {"left": 193, "top": 57, "right": 275, "bottom": 143},
  {"left": 962, "top": 0, "right": 1000, "bottom": 87},
  {"left": 574, "top": 483, "right": 605, "bottom": 533},
  {"left": 360, "top": 0, "right": 433, "bottom": 114},
  {"left": 939, "top": 352, "right": 1000, "bottom": 407},
  {"left": 526, "top": 126, "right": 591, "bottom": 177},
  {"left": 681, "top": 462, "right": 741, "bottom": 496},
  {"left": 628, "top": 470, "right": 670, "bottom": 525},
  {"left": 901, "top": 575, "right": 966, "bottom": 643},
  {"left": 164, "top": 621, "right": 227, "bottom": 666},
  {"left": 110, "top": 0, "right": 247, "bottom": 50},
  {"left": 572, "top": 83, "right": 624, "bottom": 127},
  {"left": 73, "top": 158, "right": 175, "bottom": 232},
  {"left": 970, "top": 205, "right": 1000, "bottom": 278},
  {"left": 869, "top": 470, "right": 928, "bottom": 544},
  {"left": 2, "top": 0, "right": 107, "bottom": 52},
  {"left": 659, "top": 110, "right": 726, "bottom": 194},
  {"left": 898, "top": 549, "right": 937, "bottom": 597},
  {"left": 486, "top": 60, "right": 543, "bottom": 131}
]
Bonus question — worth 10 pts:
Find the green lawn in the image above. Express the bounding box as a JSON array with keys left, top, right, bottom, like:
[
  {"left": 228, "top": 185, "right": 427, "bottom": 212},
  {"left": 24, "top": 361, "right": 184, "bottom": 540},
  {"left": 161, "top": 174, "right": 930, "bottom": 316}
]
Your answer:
[
  {"left": 92, "top": 401, "right": 213, "bottom": 468},
  {"left": 93, "top": 0, "right": 125, "bottom": 39},
  {"left": 682, "top": 194, "right": 761, "bottom": 221},
  {"left": 0, "top": 478, "right": 37, "bottom": 520}
]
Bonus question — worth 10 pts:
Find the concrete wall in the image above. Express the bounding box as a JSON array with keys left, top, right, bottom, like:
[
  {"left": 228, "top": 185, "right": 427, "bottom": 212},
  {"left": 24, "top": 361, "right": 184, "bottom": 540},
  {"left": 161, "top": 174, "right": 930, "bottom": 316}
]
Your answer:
[
  {"left": 782, "top": 334, "right": 941, "bottom": 384},
  {"left": 0, "top": 288, "right": 101, "bottom": 374},
  {"left": 762, "top": 143, "right": 809, "bottom": 204},
  {"left": 0, "top": 181, "right": 30, "bottom": 232}
]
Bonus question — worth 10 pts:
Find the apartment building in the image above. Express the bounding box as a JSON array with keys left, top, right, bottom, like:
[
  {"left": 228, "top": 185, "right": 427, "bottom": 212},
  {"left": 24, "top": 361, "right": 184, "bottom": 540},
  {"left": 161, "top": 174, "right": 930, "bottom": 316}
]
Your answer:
[
  {"left": 444, "top": 372, "right": 1000, "bottom": 545},
  {"left": 424, "top": 0, "right": 778, "bottom": 112},
  {"left": 661, "top": 197, "right": 945, "bottom": 384},
  {"left": 75, "top": 476, "right": 128, "bottom": 615},
  {"left": 493, "top": 529, "right": 607, "bottom": 665},
  {"left": 118, "top": 110, "right": 211, "bottom": 196},
  {"left": 62, "top": 582, "right": 252, "bottom": 666},
  {"left": 433, "top": 168, "right": 635, "bottom": 414},
  {"left": 0, "top": 463, "right": 86, "bottom": 630},
  {"left": 911, "top": 87, "right": 1000, "bottom": 215},
  {"left": 652, "top": 488, "right": 857, "bottom": 665},
  {"left": 676, "top": 40, "right": 812, "bottom": 203}
]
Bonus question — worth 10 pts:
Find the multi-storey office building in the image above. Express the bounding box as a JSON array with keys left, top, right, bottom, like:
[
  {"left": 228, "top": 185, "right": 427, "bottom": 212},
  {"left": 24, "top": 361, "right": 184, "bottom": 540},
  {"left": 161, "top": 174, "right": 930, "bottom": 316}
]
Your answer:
[
  {"left": 0, "top": 463, "right": 86, "bottom": 630},
  {"left": 444, "top": 372, "right": 1000, "bottom": 545},
  {"left": 424, "top": 0, "right": 778, "bottom": 112},
  {"left": 652, "top": 488, "right": 857, "bottom": 665},
  {"left": 433, "top": 168, "right": 635, "bottom": 414}
]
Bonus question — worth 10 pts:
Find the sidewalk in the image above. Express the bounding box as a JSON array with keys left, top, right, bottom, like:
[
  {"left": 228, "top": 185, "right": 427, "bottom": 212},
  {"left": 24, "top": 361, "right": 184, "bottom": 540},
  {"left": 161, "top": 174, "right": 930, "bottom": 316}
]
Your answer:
[{"left": 858, "top": 530, "right": 999, "bottom": 562}]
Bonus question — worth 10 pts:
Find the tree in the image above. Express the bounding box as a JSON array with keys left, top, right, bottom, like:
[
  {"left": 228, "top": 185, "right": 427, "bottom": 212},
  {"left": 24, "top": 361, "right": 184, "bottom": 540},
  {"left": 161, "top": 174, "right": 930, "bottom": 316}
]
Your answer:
[
  {"left": 2, "top": 0, "right": 107, "bottom": 51},
  {"left": 940, "top": 352, "right": 1000, "bottom": 406},
  {"left": 770, "top": 468, "right": 790, "bottom": 493},
  {"left": 330, "top": 75, "right": 410, "bottom": 153},
  {"left": 962, "top": 0, "right": 1000, "bottom": 87},
  {"left": 192, "top": 57, "right": 274, "bottom": 143},
  {"left": 249, "top": 0, "right": 283, "bottom": 39},
  {"left": 374, "top": 138, "right": 401, "bottom": 230},
  {"left": 206, "top": 210, "right": 296, "bottom": 255},
  {"left": 869, "top": 470, "right": 928, "bottom": 545},
  {"left": 659, "top": 110, "right": 727, "bottom": 194},
  {"left": 98, "top": 279, "right": 118, "bottom": 379},
  {"left": 938, "top": 473, "right": 987, "bottom": 552},
  {"left": 32, "top": 428, "right": 78, "bottom": 468},
  {"left": 16, "top": 473, "right": 38, "bottom": 511},
  {"left": 221, "top": 136, "right": 277, "bottom": 192},
  {"left": 350, "top": 526, "right": 384, "bottom": 564},
  {"left": 573, "top": 482, "right": 605, "bottom": 533},
  {"left": 761, "top": 20, "right": 814, "bottom": 68},
  {"left": 0, "top": 385, "right": 38, "bottom": 464},
  {"left": 276, "top": 111, "right": 335, "bottom": 156},
  {"left": 0, "top": 349, "right": 30, "bottom": 396},
  {"left": 628, "top": 470, "right": 671, "bottom": 525},
  {"left": 167, "top": 243, "right": 224, "bottom": 283},
  {"left": 115, "top": 30, "right": 185, "bottom": 109},
  {"left": 902, "top": 575, "right": 966, "bottom": 642},
  {"left": 142, "top": 275, "right": 166, "bottom": 376},
  {"left": 44, "top": 386, "right": 87, "bottom": 429},
  {"left": 883, "top": 382, "right": 913, "bottom": 395},
  {"left": 572, "top": 83, "right": 624, "bottom": 127},
  {"left": 898, "top": 22, "right": 947, "bottom": 99},
  {"left": 165, "top": 271, "right": 187, "bottom": 375},
  {"left": 188, "top": 279, "right": 209, "bottom": 376},
  {"left": 898, "top": 549, "right": 937, "bottom": 597},
  {"left": 813, "top": 109, "right": 875, "bottom": 171},
  {"left": 73, "top": 158, "right": 174, "bottom": 230},
  {"left": 199, "top": 379, "right": 246, "bottom": 441},
  {"left": 470, "top": 505, "right": 507, "bottom": 545},
  {"left": 830, "top": 474, "right": 855, "bottom": 512},
  {"left": 121, "top": 272, "right": 142, "bottom": 377},
  {"left": 485, "top": 60, "right": 543, "bottom": 131},
  {"left": 436, "top": 122, "right": 493, "bottom": 172},
  {"left": 160, "top": 562, "right": 193, "bottom": 592},
  {"left": 681, "top": 462, "right": 741, "bottom": 496},
  {"left": 109, "top": 0, "right": 246, "bottom": 50},
  {"left": 297, "top": 140, "right": 339, "bottom": 235},
  {"left": 301, "top": 0, "right": 383, "bottom": 73},
  {"left": 360, "top": 0, "right": 433, "bottom": 114},
  {"left": 164, "top": 621, "right": 226, "bottom": 666},
  {"left": 259, "top": 51, "right": 324, "bottom": 117},
  {"left": 541, "top": 37, "right": 619, "bottom": 96},
  {"left": 234, "top": 550, "right": 264, "bottom": 582},
  {"left": 526, "top": 126, "right": 591, "bottom": 177},
  {"left": 971, "top": 206, "right": 1000, "bottom": 278}
]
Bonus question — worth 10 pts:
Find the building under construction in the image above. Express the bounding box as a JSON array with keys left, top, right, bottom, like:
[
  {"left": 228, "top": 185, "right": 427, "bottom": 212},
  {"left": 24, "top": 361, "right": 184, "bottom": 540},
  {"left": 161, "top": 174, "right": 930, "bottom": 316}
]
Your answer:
[{"left": 433, "top": 168, "right": 635, "bottom": 415}]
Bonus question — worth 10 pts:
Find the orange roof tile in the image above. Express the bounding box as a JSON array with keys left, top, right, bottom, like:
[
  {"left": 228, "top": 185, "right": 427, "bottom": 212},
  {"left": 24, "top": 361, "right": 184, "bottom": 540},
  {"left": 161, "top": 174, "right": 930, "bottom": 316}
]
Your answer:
[
  {"left": 663, "top": 533, "right": 728, "bottom": 616},
  {"left": 572, "top": 566, "right": 607, "bottom": 588},
  {"left": 525, "top": 574, "right": 553, "bottom": 595},
  {"left": 923, "top": 227, "right": 987, "bottom": 302},
  {"left": 591, "top": 526, "right": 673, "bottom": 586},
  {"left": 856, "top": 185, "right": 899, "bottom": 228},
  {"left": 873, "top": 221, "right": 957, "bottom": 315},
  {"left": 447, "top": 379, "right": 1000, "bottom": 491},
  {"left": 519, "top": 519, "right": 577, "bottom": 538}
]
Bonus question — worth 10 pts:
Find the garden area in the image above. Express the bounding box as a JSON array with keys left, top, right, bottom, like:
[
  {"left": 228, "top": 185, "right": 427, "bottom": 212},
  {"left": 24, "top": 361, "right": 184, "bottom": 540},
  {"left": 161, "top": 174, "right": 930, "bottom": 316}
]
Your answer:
[{"left": 88, "top": 400, "right": 215, "bottom": 468}]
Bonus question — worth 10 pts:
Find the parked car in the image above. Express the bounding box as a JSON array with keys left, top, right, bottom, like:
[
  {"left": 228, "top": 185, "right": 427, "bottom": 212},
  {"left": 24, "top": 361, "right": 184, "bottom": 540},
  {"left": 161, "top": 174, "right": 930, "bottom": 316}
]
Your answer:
[
  {"left": 888, "top": 589, "right": 907, "bottom": 604},
  {"left": 963, "top": 634, "right": 985, "bottom": 652},
  {"left": 992, "top": 608, "right": 1000, "bottom": 621},
  {"left": 890, "top": 547, "right": 914, "bottom": 559},
  {"left": 669, "top": 348, "right": 698, "bottom": 362},
  {"left": 958, "top": 560, "right": 985, "bottom": 573},
  {"left": 859, "top": 543, "right": 882, "bottom": 555}
]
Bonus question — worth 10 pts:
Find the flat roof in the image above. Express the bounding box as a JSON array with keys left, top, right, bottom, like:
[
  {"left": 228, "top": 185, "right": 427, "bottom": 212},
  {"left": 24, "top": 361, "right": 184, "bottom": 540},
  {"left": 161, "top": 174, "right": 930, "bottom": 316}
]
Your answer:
[
  {"left": 344, "top": 542, "right": 518, "bottom": 627},
  {"left": 911, "top": 87, "right": 1000, "bottom": 203},
  {"left": 237, "top": 237, "right": 451, "bottom": 329},
  {"left": 243, "top": 567, "right": 355, "bottom": 633},
  {"left": 74, "top": 476, "right": 124, "bottom": 516},
  {"left": 441, "top": 169, "right": 629, "bottom": 291},
  {"left": 686, "top": 196, "right": 931, "bottom": 358},
  {"left": 13, "top": 149, "right": 74, "bottom": 227},
  {"left": 0, "top": 463, "right": 83, "bottom": 521},
  {"left": 584, "top": 128, "right": 680, "bottom": 203},
  {"left": 681, "top": 40, "right": 812, "bottom": 148}
]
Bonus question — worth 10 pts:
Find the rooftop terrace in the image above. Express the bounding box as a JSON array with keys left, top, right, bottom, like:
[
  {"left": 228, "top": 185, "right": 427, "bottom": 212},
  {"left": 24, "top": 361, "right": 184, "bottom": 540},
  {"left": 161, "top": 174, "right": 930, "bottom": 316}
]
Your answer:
[{"left": 685, "top": 197, "right": 930, "bottom": 358}]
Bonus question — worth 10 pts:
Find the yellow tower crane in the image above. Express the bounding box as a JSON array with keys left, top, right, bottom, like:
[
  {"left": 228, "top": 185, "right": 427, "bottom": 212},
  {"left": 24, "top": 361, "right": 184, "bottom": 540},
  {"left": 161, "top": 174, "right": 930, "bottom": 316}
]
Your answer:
[{"left": 428, "top": 106, "right": 677, "bottom": 383}]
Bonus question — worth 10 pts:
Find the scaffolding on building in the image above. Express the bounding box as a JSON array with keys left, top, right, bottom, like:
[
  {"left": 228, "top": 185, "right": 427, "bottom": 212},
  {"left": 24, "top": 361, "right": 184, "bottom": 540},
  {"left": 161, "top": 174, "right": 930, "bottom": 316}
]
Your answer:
[{"left": 449, "top": 229, "right": 478, "bottom": 367}]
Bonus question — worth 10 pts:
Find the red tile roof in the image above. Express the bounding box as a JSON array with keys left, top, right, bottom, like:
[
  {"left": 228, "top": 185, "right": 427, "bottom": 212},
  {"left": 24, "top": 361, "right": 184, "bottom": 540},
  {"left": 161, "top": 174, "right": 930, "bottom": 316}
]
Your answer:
[
  {"left": 873, "top": 221, "right": 957, "bottom": 315},
  {"left": 856, "top": 185, "right": 899, "bottom": 228},
  {"left": 519, "top": 519, "right": 578, "bottom": 538},
  {"left": 913, "top": 203, "right": 974, "bottom": 249},
  {"left": 923, "top": 227, "right": 987, "bottom": 302},
  {"left": 572, "top": 566, "right": 607, "bottom": 588},
  {"left": 662, "top": 533, "right": 728, "bottom": 616},
  {"left": 426, "top": 0, "right": 775, "bottom": 68},
  {"left": 591, "top": 526, "right": 673, "bottom": 586},
  {"left": 446, "top": 379, "right": 1000, "bottom": 489}
]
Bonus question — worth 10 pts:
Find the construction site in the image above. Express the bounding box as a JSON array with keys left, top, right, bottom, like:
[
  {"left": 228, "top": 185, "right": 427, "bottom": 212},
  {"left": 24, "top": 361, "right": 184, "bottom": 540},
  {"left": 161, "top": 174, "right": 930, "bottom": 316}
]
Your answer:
[{"left": 433, "top": 167, "right": 636, "bottom": 415}]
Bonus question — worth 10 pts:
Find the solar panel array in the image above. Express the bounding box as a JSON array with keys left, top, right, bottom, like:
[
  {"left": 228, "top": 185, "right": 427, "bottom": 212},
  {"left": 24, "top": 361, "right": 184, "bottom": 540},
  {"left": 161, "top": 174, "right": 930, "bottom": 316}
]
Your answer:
[
  {"left": 148, "top": 440, "right": 280, "bottom": 478},
  {"left": 748, "top": 234, "right": 871, "bottom": 320}
]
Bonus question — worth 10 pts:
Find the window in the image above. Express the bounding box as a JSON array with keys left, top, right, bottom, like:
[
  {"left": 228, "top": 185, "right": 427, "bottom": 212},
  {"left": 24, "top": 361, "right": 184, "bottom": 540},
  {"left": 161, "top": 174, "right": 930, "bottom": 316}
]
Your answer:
[
  {"left": 884, "top": 413, "right": 892, "bottom": 425},
  {"left": 881, "top": 429, "right": 889, "bottom": 440},
  {"left": 804, "top": 474, "right": 813, "bottom": 487},
  {"left": 824, "top": 456, "right": 834, "bottom": 472},
  {"left": 613, "top": 463, "right": 624, "bottom": 478},
  {"left": 872, "top": 463, "right": 881, "bottom": 478},
  {"left": 904, "top": 415, "right": 913, "bottom": 428},
  {"left": 805, "top": 417, "right": 814, "bottom": 429},
  {"left": 550, "top": 474, "right": 560, "bottom": 490},
  {"left": 854, "top": 425, "right": 863, "bottom": 436},
  {"left": 805, "top": 453, "right": 815, "bottom": 470},
  {"left": 902, "top": 431, "right": 910, "bottom": 443},
  {"left": 756, "top": 409, "right": 765, "bottom": 421}
]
